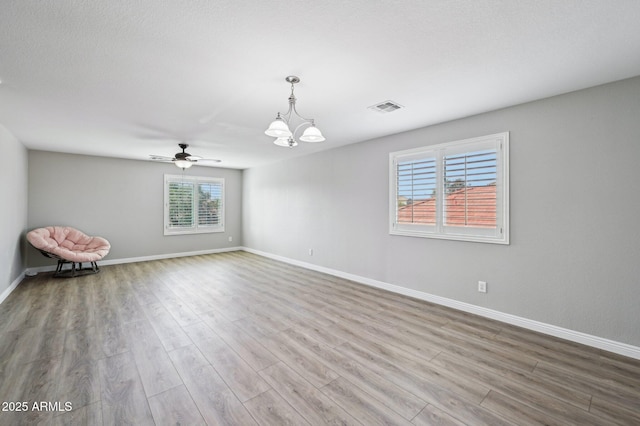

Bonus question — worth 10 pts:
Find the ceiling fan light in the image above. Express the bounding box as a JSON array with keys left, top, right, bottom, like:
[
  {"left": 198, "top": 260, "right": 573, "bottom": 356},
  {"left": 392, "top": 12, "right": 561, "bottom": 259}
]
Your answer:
[
  {"left": 265, "top": 116, "right": 292, "bottom": 137},
  {"left": 274, "top": 137, "right": 297, "bottom": 147},
  {"left": 174, "top": 160, "right": 193, "bottom": 169},
  {"left": 299, "top": 125, "right": 325, "bottom": 142}
]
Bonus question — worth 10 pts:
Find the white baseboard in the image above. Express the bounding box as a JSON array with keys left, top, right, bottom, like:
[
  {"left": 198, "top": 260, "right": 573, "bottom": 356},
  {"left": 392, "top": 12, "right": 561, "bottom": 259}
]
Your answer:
[
  {"left": 24, "top": 246, "right": 244, "bottom": 275},
  {"left": 0, "top": 271, "right": 25, "bottom": 305},
  {"left": 242, "top": 247, "right": 640, "bottom": 360}
]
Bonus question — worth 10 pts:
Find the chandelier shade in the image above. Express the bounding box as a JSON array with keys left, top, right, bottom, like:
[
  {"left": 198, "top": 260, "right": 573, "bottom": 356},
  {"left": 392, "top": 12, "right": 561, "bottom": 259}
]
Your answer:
[
  {"left": 274, "top": 137, "right": 298, "bottom": 147},
  {"left": 265, "top": 115, "right": 292, "bottom": 138},
  {"left": 299, "top": 123, "right": 325, "bottom": 142},
  {"left": 265, "top": 76, "right": 324, "bottom": 148}
]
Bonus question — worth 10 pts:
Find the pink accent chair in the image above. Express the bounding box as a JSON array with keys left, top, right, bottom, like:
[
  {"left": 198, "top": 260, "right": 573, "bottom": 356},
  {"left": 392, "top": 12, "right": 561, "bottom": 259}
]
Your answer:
[{"left": 27, "top": 226, "right": 111, "bottom": 277}]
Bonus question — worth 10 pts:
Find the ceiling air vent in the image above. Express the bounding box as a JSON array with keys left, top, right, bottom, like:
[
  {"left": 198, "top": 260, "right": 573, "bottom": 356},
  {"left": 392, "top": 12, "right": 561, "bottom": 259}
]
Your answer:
[{"left": 368, "top": 100, "right": 403, "bottom": 113}]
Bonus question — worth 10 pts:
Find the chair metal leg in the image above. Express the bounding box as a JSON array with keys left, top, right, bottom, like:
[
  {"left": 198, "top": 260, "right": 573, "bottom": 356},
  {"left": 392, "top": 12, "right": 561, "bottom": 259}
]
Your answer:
[
  {"left": 31, "top": 246, "right": 106, "bottom": 278},
  {"left": 53, "top": 259, "right": 102, "bottom": 278},
  {"left": 54, "top": 260, "right": 67, "bottom": 277}
]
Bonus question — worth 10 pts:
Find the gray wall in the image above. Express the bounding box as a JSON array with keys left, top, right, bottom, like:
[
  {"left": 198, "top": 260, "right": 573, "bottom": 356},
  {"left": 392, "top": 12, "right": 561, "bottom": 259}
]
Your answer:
[
  {"left": 28, "top": 151, "right": 242, "bottom": 267},
  {"left": 0, "top": 125, "right": 28, "bottom": 295},
  {"left": 243, "top": 76, "right": 640, "bottom": 347}
]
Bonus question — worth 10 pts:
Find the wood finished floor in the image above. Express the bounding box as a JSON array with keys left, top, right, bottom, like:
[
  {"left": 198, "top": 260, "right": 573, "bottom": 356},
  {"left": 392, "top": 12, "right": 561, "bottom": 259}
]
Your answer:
[{"left": 1, "top": 251, "right": 639, "bottom": 425}]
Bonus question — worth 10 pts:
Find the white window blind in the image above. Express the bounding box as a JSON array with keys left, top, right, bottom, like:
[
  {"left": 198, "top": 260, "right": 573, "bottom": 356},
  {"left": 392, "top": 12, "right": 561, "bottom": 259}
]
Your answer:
[
  {"left": 168, "top": 181, "right": 194, "bottom": 229},
  {"left": 390, "top": 132, "right": 509, "bottom": 244},
  {"left": 397, "top": 158, "right": 437, "bottom": 225},
  {"left": 164, "top": 175, "right": 225, "bottom": 235},
  {"left": 197, "top": 182, "right": 223, "bottom": 227},
  {"left": 443, "top": 149, "right": 497, "bottom": 228}
]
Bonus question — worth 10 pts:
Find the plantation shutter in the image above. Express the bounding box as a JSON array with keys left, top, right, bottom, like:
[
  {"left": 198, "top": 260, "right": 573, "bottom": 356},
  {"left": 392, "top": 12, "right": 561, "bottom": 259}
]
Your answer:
[
  {"left": 396, "top": 158, "right": 437, "bottom": 225},
  {"left": 443, "top": 149, "right": 497, "bottom": 228},
  {"left": 168, "top": 181, "right": 194, "bottom": 229},
  {"left": 198, "top": 182, "right": 223, "bottom": 226}
]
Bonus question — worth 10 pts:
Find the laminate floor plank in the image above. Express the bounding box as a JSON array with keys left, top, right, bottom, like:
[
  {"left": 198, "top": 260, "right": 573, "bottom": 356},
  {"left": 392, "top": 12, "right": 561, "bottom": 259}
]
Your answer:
[
  {"left": 243, "top": 388, "right": 311, "bottom": 426},
  {"left": 7, "top": 279, "right": 55, "bottom": 332},
  {"left": 147, "top": 385, "right": 206, "bottom": 426},
  {"left": 0, "top": 407, "right": 54, "bottom": 426},
  {"left": 432, "top": 351, "right": 592, "bottom": 411},
  {"left": 411, "top": 404, "right": 466, "bottom": 426},
  {"left": 3, "top": 324, "right": 66, "bottom": 366},
  {"left": 258, "top": 331, "right": 341, "bottom": 388},
  {"left": 589, "top": 395, "right": 640, "bottom": 425},
  {"left": 320, "top": 377, "right": 415, "bottom": 426},
  {"left": 55, "top": 327, "right": 102, "bottom": 409},
  {"left": 323, "top": 305, "right": 443, "bottom": 362},
  {"left": 361, "top": 309, "right": 540, "bottom": 373},
  {"left": 0, "top": 329, "right": 21, "bottom": 378},
  {"left": 0, "top": 279, "right": 35, "bottom": 334},
  {"left": 328, "top": 319, "right": 441, "bottom": 364},
  {"left": 335, "top": 341, "right": 490, "bottom": 405},
  {"left": 168, "top": 344, "right": 258, "bottom": 425},
  {"left": 2, "top": 251, "right": 639, "bottom": 425},
  {"left": 173, "top": 283, "right": 223, "bottom": 315},
  {"left": 150, "top": 277, "right": 203, "bottom": 327},
  {"left": 127, "top": 319, "right": 183, "bottom": 397},
  {"left": 94, "top": 322, "right": 130, "bottom": 358},
  {"left": 1, "top": 355, "right": 60, "bottom": 424},
  {"left": 191, "top": 332, "right": 271, "bottom": 402},
  {"left": 65, "top": 281, "right": 96, "bottom": 331},
  {"left": 213, "top": 322, "right": 280, "bottom": 371},
  {"left": 494, "top": 329, "right": 640, "bottom": 388},
  {"left": 128, "top": 279, "right": 162, "bottom": 307},
  {"left": 281, "top": 328, "right": 428, "bottom": 420},
  {"left": 533, "top": 359, "right": 640, "bottom": 411},
  {"left": 140, "top": 301, "right": 192, "bottom": 351},
  {"left": 234, "top": 313, "right": 288, "bottom": 339},
  {"left": 289, "top": 317, "right": 347, "bottom": 348},
  {"left": 598, "top": 353, "right": 640, "bottom": 382},
  {"left": 183, "top": 319, "right": 220, "bottom": 344},
  {"left": 259, "top": 362, "right": 362, "bottom": 426},
  {"left": 431, "top": 352, "right": 607, "bottom": 425},
  {"left": 111, "top": 289, "right": 147, "bottom": 325},
  {"left": 98, "top": 351, "right": 155, "bottom": 426},
  {"left": 480, "top": 390, "right": 568, "bottom": 426},
  {"left": 38, "top": 280, "right": 72, "bottom": 330},
  {"left": 204, "top": 294, "right": 254, "bottom": 322},
  {"left": 52, "top": 401, "right": 102, "bottom": 426}
]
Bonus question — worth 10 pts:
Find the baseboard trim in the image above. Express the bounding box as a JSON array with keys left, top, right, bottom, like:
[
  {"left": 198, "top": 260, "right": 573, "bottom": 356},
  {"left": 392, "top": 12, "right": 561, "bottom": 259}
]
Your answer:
[
  {"left": 25, "top": 246, "right": 244, "bottom": 275},
  {"left": 242, "top": 247, "right": 640, "bottom": 360},
  {"left": 0, "top": 271, "right": 25, "bottom": 305}
]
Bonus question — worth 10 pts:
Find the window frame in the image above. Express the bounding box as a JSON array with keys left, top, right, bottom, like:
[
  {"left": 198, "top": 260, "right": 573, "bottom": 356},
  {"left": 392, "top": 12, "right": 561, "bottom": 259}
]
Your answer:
[
  {"left": 164, "top": 174, "right": 225, "bottom": 236},
  {"left": 389, "top": 132, "right": 509, "bottom": 244}
]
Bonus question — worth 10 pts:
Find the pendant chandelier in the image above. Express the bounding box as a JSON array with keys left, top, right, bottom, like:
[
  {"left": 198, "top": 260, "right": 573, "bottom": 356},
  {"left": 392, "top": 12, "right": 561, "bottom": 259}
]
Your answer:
[{"left": 265, "top": 76, "right": 325, "bottom": 147}]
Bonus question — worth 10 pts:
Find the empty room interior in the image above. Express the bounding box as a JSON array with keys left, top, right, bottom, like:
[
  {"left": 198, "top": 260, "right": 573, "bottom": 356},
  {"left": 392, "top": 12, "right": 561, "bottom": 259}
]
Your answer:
[{"left": 1, "top": 1, "right": 640, "bottom": 425}]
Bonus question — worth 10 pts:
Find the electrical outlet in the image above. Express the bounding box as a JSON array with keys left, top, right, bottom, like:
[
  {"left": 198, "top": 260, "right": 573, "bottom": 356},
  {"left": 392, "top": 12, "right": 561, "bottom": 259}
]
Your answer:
[
  {"left": 228, "top": 236, "right": 233, "bottom": 242},
  {"left": 478, "top": 281, "right": 487, "bottom": 293},
  {"left": 308, "top": 248, "right": 313, "bottom": 256}
]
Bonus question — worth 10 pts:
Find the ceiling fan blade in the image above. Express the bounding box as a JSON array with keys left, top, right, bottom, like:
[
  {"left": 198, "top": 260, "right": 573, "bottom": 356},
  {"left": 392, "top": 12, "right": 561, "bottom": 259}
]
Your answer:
[
  {"left": 150, "top": 144, "right": 221, "bottom": 165},
  {"left": 149, "top": 155, "right": 175, "bottom": 161}
]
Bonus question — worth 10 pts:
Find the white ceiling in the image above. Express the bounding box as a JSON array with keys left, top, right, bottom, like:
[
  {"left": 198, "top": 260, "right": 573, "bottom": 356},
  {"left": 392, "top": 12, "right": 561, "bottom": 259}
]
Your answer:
[{"left": 1, "top": 1, "right": 640, "bottom": 169}]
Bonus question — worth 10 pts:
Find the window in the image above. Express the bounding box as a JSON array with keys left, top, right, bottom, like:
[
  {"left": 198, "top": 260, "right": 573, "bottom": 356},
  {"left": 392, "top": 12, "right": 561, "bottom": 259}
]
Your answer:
[
  {"left": 164, "top": 174, "right": 225, "bottom": 235},
  {"left": 390, "top": 132, "right": 509, "bottom": 244}
]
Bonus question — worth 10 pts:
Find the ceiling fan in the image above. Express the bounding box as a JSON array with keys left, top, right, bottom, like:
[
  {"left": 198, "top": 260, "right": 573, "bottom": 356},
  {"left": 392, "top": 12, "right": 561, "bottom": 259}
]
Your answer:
[{"left": 149, "top": 143, "right": 221, "bottom": 169}]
